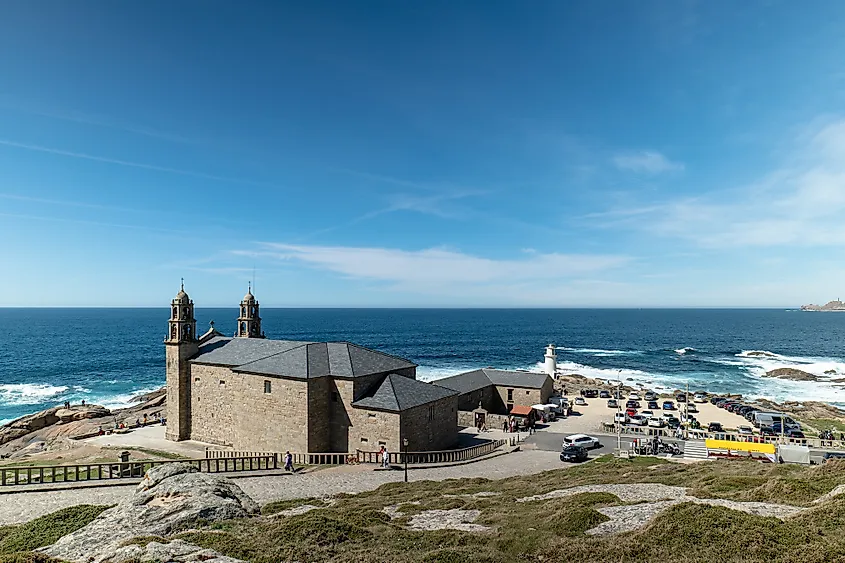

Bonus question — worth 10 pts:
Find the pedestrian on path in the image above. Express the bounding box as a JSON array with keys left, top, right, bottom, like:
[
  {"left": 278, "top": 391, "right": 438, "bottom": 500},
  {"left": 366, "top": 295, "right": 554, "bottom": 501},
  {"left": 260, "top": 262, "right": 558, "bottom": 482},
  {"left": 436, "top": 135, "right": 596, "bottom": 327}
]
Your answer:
[
  {"left": 382, "top": 447, "right": 390, "bottom": 469},
  {"left": 284, "top": 451, "right": 294, "bottom": 472}
]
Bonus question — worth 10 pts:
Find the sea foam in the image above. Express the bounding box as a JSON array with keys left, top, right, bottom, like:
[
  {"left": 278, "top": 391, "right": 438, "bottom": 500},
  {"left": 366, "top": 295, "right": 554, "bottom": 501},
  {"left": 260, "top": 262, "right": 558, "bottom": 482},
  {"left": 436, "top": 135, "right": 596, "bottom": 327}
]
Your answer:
[{"left": 0, "top": 384, "right": 69, "bottom": 406}]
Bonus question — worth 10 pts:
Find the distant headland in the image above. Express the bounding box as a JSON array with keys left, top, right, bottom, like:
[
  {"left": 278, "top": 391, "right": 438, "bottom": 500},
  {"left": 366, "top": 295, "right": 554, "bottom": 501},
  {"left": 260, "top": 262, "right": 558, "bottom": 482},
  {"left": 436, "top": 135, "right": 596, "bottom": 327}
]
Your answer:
[{"left": 801, "top": 299, "right": 845, "bottom": 311}]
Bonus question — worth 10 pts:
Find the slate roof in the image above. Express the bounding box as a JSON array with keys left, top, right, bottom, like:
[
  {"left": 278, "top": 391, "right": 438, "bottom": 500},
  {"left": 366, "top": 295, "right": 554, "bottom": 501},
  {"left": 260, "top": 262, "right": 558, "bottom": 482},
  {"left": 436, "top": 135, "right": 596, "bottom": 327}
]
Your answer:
[
  {"left": 436, "top": 368, "right": 552, "bottom": 394},
  {"left": 352, "top": 373, "right": 458, "bottom": 412},
  {"left": 191, "top": 336, "right": 416, "bottom": 380}
]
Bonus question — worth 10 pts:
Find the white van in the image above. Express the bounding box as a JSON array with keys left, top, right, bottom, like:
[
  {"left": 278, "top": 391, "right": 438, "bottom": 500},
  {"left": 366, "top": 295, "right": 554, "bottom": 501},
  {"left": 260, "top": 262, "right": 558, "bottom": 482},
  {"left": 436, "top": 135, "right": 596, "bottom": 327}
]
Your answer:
[{"left": 753, "top": 412, "right": 798, "bottom": 429}]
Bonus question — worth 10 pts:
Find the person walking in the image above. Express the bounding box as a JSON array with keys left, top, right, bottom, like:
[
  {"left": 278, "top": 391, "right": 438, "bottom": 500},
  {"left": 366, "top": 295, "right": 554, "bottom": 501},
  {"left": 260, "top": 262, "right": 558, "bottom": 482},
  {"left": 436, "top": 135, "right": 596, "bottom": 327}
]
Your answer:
[
  {"left": 382, "top": 447, "right": 390, "bottom": 469},
  {"left": 284, "top": 451, "right": 294, "bottom": 472}
]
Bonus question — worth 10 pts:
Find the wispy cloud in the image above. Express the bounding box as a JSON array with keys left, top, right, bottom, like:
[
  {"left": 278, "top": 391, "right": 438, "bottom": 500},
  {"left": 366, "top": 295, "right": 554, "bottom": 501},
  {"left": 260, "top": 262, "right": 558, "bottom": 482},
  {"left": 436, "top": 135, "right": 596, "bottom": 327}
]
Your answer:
[
  {"left": 600, "top": 118, "right": 845, "bottom": 248},
  {"left": 613, "top": 151, "right": 684, "bottom": 174},
  {"left": 249, "top": 243, "right": 630, "bottom": 292},
  {"left": 0, "top": 139, "right": 278, "bottom": 189}
]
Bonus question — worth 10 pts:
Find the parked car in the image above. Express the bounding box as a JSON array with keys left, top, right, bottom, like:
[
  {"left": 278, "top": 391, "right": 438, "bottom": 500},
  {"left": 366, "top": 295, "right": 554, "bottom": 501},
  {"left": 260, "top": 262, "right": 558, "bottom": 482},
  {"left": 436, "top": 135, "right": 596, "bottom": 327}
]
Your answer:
[
  {"left": 625, "top": 408, "right": 638, "bottom": 417},
  {"left": 626, "top": 400, "right": 641, "bottom": 409},
  {"left": 714, "top": 398, "right": 729, "bottom": 407},
  {"left": 583, "top": 389, "right": 599, "bottom": 398},
  {"left": 760, "top": 426, "right": 776, "bottom": 436},
  {"left": 560, "top": 445, "right": 589, "bottom": 463},
  {"left": 823, "top": 452, "right": 845, "bottom": 463},
  {"left": 676, "top": 393, "right": 687, "bottom": 403},
  {"left": 662, "top": 401, "right": 675, "bottom": 410},
  {"left": 639, "top": 410, "right": 653, "bottom": 419},
  {"left": 644, "top": 391, "right": 657, "bottom": 401},
  {"left": 628, "top": 415, "right": 647, "bottom": 426},
  {"left": 574, "top": 397, "right": 587, "bottom": 406},
  {"left": 710, "top": 396, "right": 722, "bottom": 405},
  {"left": 686, "top": 403, "right": 699, "bottom": 413},
  {"left": 708, "top": 422, "right": 724, "bottom": 432},
  {"left": 607, "top": 399, "right": 618, "bottom": 408},
  {"left": 745, "top": 410, "right": 759, "bottom": 422},
  {"left": 647, "top": 401, "right": 659, "bottom": 410},
  {"left": 737, "top": 406, "right": 753, "bottom": 416},
  {"left": 629, "top": 393, "right": 641, "bottom": 401},
  {"left": 599, "top": 390, "right": 611, "bottom": 399},
  {"left": 614, "top": 412, "right": 628, "bottom": 423},
  {"left": 666, "top": 417, "right": 681, "bottom": 429},
  {"left": 694, "top": 393, "right": 707, "bottom": 403},
  {"left": 648, "top": 417, "right": 665, "bottom": 428},
  {"left": 737, "top": 425, "right": 754, "bottom": 435},
  {"left": 563, "top": 434, "right": 601, "bottom": 449},
  {"left": 786, "top": 429, "right": 805, "bottom": 439}
]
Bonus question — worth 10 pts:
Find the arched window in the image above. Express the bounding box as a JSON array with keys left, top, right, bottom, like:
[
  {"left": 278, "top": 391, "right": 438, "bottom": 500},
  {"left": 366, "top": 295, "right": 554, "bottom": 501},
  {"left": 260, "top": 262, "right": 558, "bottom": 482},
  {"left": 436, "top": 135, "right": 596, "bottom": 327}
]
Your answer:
[
  {"left": 251, "top": 324, "right": 257, "bottom": 334},
  {"left": 172, "top": 306, "right": 177, "bottom": 319},
  {"left": 251, "top": 306, "right": 256, "bottom": 316},
  {"left": 171, "top": 325, "right": 177, "bottom": 339},
  {"left": 241, "top": 306, "right": 246, "bottom": 317},
  {"left": 181, "top": 308, "right": 187, "bottom": 320},
  {"left": 240, "top": 322, "right": 246, "bottom": 335}
]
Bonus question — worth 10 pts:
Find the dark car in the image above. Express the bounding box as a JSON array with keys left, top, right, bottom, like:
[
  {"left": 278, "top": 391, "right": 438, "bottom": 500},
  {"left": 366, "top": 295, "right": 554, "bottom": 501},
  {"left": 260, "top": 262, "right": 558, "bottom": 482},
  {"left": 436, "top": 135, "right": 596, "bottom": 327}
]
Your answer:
[
  {"left": 728, "top": 403, "right": 743, "bottom": 413},
  {"left": 710, "top": 397, "right": 721, "bottom": 405},
  {"left": 708, "top": 422, "right": 723, "bottom": 432},
  {"left": 760, "top": 426, "right": 776, "bottom": 436},
  {"left": 662, "top": 401, "right": 675, "bottom": 410},
  {"left": 583, "top": 389, "right": 599, "bottom": 398},
  {"left": 607, "top": 399, "right": 618, "bottom": 408},
  {"left": 786, "top": 429, "right": 805, "bottom": 439},
  {"left": 737, "top": 406, "right": 753, "bottom": 416},
  {"left": 648, "top": 401, "right": 659, "bottom": 410},
  {"left": 676, "top": 393, "right": 687, "bottom": 403},
  {"left": 823, "top": 452, "right": 845, "bottom": 463},
  {"left": 560, "top": 445, "right": 589, "bottom": 463},
  {"left": 745, "top": 410, "right": 758, "bottom": 421},
  {"left": 715, "top": 398, "right": 729, "bottom": 407},
  {"left": 666, "top": 417, "right": 681, "bottom": 429},
  {"left": 599, "top": 390, "right": 611, "bottom": 399},
  {"left": 626, "top": 400, "right": 641, "bottom": 409}
]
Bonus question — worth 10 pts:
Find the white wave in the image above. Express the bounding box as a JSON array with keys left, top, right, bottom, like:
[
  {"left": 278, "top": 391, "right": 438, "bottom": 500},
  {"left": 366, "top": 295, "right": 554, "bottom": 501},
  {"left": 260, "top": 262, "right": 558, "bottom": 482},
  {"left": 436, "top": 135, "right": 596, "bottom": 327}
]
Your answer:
[
  {"left": 0, "top": 384, "right": 69, "bottom": 406},
  {"left": 92, "top": 386, "right": 164, "bottom": 411},
  {"left": 675, "top": 347, "right": 696, "bottom": 355},
  {"left": 0, "top": 418, "right": 13, "bottom": 426},
  {"left": 733, "top": 350, "right": 845, "bottom": 380}
]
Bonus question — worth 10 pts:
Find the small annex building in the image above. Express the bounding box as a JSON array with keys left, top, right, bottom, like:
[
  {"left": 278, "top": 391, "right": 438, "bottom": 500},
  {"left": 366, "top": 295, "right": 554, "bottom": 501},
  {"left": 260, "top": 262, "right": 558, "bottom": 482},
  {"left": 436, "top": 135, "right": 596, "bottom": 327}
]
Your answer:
[
  {"left": 165, "top": 284, "right": 458, "bottom": 455},
  {"left": 435, "top": 368, "right": 554, "bottom": 417}
]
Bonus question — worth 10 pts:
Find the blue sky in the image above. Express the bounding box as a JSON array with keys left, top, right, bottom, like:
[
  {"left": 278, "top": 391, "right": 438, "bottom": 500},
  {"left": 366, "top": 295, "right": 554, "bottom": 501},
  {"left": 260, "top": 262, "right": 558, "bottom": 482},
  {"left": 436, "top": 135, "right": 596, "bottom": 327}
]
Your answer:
[{"left": 2, "top": 1, "right": 845, "bottom": 307}]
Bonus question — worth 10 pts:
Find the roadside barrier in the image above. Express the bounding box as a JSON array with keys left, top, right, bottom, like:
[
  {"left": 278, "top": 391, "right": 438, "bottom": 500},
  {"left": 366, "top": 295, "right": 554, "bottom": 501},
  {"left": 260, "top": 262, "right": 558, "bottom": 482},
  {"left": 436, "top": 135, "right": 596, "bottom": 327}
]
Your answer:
[
  {"left": 0, "top": 454, "right": 277, "bottom": 487},
  {"left": 357, "top": 439, "right": 506, "bottom": 465}
]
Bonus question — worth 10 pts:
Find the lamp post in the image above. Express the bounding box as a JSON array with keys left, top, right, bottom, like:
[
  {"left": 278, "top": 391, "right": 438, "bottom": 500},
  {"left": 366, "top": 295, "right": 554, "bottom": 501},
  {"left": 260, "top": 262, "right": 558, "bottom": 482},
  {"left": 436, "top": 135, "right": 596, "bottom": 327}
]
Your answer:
[
  {"left": 403, "top": 438, "right": 409, "bottom": 483},
  {"left": 617, "top": 369, "right": 623, "bottom": 455}
]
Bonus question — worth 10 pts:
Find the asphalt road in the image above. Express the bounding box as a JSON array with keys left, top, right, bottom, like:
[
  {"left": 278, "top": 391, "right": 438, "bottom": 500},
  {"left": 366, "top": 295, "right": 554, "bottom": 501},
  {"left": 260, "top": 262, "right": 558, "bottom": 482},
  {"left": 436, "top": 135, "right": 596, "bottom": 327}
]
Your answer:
[{"left": 524, "top": 431, "right": 685, "bottom": 458}]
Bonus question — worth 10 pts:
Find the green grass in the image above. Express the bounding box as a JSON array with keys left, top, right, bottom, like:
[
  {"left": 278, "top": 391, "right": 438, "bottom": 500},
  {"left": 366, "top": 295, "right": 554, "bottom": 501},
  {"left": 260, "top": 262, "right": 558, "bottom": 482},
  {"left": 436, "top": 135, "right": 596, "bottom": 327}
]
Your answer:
[
  {"left": 0, "top": 504, "right": 109, "bottom": 561},
  {"left": 17, "top": 456, "right": 845, "bottom": 562},
  {"left": 261, "top": 498, "right": 328, "bottom": 515},
  {"left": 801, "top": 418, "right": 845, "bottom": 433}
]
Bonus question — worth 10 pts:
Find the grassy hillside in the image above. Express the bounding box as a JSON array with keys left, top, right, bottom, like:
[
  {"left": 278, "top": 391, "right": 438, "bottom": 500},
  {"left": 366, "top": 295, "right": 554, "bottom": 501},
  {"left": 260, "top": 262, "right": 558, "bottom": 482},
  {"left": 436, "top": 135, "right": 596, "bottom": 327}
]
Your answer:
[
  {"left": 134, "top": 456, "right": 845, "bottom": 563},
  {"left": 0, "top": 505, "right": 108, "bottom": 563},
  {"left": 10, "top": 457, "right": 845, "bottom": 562}
]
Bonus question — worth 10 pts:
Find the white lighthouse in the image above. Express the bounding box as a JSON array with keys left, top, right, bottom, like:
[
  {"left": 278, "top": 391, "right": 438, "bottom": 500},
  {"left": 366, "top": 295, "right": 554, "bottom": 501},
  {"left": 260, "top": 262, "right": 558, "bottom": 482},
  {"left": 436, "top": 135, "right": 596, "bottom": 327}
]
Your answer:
[{"left": 544, "top": 344, "right": 557, "bottom": 377}]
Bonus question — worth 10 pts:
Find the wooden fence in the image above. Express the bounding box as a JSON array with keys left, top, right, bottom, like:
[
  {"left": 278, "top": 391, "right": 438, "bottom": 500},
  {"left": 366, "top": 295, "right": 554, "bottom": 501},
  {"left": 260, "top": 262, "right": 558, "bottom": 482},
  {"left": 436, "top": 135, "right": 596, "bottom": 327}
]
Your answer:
[
  {"left": 0, "top": 455, "right": 277, "bottom": 487},
  {"left": 357, "top": 439, "right": 506, "bottom": 465}
]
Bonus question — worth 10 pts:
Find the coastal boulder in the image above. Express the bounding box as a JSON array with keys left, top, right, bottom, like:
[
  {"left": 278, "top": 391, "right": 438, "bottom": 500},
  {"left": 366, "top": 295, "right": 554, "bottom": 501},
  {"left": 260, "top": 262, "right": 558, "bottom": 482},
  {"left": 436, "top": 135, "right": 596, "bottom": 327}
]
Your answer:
[
  {"left": 55, "top": 405, "right": 111, "bottom": 423},
  {"left": 40, "top": 463, "right": 259, "bottom": 563},
  {"left": 0, "top": 407, "right": 61, "bottom": 446},
  {"left": 763, "top": 368, "right": 819, "bottom": 382}
]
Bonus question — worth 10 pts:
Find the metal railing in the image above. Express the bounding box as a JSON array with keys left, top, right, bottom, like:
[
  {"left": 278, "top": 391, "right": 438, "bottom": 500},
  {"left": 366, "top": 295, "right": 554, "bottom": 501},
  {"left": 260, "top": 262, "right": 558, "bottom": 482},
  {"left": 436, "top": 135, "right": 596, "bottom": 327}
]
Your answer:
[
  {"left": 357, "top": 439, "right": 506, "bottom": 465},
  {"left": 608, "top": 422, "right": 845, "bottom": 450},
  {"left": 205, "top": 449, "right": 348, "bottom": 466},
  {"left": 0, "top": 455, "right": 277, "bottom": 487}
]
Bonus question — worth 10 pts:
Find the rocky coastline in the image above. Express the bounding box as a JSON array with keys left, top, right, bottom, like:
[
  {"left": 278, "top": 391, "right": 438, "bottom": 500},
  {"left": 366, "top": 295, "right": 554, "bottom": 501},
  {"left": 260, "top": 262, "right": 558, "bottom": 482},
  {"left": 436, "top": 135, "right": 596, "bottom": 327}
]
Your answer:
[
  {"left": 0, "top": 387, "right": 166, "bottom": 460},
  {"left": 801, "top": 299, "right": 845, "bottom": 311}
]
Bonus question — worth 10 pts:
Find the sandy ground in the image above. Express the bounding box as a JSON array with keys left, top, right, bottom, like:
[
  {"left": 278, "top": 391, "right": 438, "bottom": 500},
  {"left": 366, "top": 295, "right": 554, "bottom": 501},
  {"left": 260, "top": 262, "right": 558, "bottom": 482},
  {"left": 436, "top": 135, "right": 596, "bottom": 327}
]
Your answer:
[{"left": 83, "top": 426, "right": 215, "bottom": 458}]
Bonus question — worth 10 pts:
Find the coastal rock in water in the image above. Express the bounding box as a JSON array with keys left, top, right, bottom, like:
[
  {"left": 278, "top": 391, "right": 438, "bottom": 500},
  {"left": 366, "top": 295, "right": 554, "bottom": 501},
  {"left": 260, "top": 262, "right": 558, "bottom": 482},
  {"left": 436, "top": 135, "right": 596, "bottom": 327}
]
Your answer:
[
  {"left": 826, "top": 370, "right": 838, "bottom": 375},
  {"left": 40, "top": 463, "right": 259, "bottom": 563},
  {"left": 130, "top": 387, "right": 166, "bottom": 404},
  {"left": 801, "top": 300, "right": 845, "bottom": 312},
  {"left": 0, "top": 407, "right": 61, "bottom": 446},
  {"left": 745, "top": 351, "right": 778, "bottom": 358},
  {"left": 763, "top": 368, "right": 818, "bottom": 382}
]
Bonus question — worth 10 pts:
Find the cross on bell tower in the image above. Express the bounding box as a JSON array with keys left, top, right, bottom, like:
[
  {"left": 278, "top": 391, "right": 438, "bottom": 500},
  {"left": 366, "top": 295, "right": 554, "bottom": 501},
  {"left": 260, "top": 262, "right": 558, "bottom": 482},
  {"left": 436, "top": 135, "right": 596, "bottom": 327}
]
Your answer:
[
  {"left": 166, "top": 279, "right": 197, "bottom": 343},
  {"left": 236, "top": 282, "right": 264, "bottom": 338}
]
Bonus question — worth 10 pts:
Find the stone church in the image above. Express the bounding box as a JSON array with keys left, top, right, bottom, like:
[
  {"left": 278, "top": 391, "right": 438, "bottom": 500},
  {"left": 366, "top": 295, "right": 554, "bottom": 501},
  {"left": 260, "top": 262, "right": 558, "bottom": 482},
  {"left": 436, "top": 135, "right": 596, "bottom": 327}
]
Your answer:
[{"left": 165, "top": 284, "right": 459, "bottom": 454}]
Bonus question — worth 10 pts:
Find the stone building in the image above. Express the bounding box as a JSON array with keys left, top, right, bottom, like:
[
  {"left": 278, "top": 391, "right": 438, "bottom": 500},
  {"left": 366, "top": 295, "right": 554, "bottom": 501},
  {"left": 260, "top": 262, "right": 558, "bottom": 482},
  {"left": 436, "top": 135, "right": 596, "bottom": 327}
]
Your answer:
[
  {"left": 165, "top": 284, "right": 458, "bottom": 454},
  {"left": 436, "top": 368, "right": 554, "bottom": 418}
]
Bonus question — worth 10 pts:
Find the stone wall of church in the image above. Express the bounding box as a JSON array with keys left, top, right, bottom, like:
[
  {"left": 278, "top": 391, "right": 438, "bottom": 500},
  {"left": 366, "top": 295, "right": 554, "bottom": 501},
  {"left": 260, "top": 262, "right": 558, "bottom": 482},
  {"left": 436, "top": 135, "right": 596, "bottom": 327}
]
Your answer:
[
  {"left": 400, "top": 395, "right": 459, "bottom": 451},
  {"left": 165, "top": 341, "right": 197, "bottom": 442},
  {"left": 494, "top": 378, "right": 554, "bottom": 411},
  {"left": 350, "top": 408, "right": 401, "bottom": 453},
  {"left": 307, "top": 376, "right": 331, "bottom": 452},
  {"left": 188, "top": 364, "right": 310, "bottom": 453},
  {"left": 455, "top": 385, "right": 501, "bottom": 413}
]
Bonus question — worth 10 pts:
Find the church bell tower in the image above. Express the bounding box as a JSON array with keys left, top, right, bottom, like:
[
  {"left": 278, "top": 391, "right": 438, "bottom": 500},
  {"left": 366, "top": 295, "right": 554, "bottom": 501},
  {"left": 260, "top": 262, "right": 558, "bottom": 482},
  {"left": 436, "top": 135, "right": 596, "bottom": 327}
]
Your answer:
[
  {"left": 165, "top": 280, "right": 198, "bottom": 442},
  {"left": 235, "top": 283, "right": 265, "bottom": 338}
]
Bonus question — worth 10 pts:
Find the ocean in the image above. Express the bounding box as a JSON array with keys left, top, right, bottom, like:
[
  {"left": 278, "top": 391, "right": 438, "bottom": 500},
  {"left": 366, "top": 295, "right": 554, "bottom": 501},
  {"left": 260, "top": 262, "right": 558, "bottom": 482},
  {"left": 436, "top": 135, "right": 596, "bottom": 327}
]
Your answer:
[{"left": 1, "top": 308, "right": 845, "bottom": 424}]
